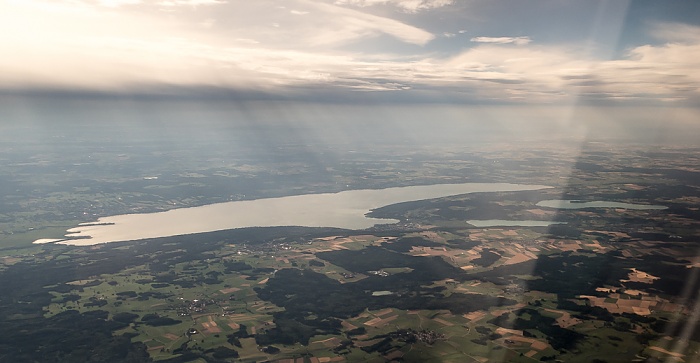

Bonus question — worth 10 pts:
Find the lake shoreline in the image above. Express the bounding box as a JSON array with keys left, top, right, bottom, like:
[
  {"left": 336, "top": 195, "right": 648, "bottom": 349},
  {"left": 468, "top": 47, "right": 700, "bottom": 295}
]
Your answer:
[{"left": 36, "top": 183, "right": 553, "bottom": 246}]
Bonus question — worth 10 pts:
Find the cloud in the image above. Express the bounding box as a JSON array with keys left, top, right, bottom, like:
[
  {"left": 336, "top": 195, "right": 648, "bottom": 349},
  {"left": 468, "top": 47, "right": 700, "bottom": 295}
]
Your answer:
[
  {"left": 89, "top": 0, "right": 227, "bottom": 6},
  {"left": 470, "top": 36, "right": 532, "bottom": 46},
  {"left": 97, "top": 0, "right": 142, "bottom": 7},
  {"left": 200, "top": 18, "right": 216, "bottom": 28},
  {"left": 651, "top": 22, "right": 700, "bottom": 44},
  {"left": 157, "top": 0, "right": 227, "bottom": 6},
  {"left": 334, "top": 0, "right": 453, "bottom": 13},
  {"left": 291, "top": 1, "right": 435, "bottom": 46},
  {"left": 0, "top": 2, "right": 697, "bottom": 106}
]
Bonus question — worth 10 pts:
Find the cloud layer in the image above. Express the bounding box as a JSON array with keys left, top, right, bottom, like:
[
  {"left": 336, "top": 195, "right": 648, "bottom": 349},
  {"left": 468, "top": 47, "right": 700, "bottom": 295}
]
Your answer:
[
  {"left": 470, "top": 36, "right": 532, "bottom": 45},
  {"left": 0, "top": 0, "right": 698, "bottom": 106},
  {"left": 334, "top": 0, "right": 453, "bottom": 13}
]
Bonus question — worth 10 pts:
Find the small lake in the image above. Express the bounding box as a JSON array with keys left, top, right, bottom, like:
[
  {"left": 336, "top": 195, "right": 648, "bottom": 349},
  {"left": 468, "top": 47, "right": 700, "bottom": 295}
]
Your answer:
[
  {"left": 371, "top": 291, "right": 394, "bottom": 296},
  {"left": 466, "top": 220, "right": 566, "bottom": 227},
  {"left": 536, "top": 200, "right": 667, "bottom": 210},
  {"left": 37, "top": 183, "right": 552, "bottom": 246}
]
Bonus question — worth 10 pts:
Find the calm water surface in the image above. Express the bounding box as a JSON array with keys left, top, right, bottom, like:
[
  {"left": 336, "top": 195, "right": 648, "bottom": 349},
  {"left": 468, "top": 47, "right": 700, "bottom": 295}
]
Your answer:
[{"left": 40, "top": 183, "right": 552, "bottom": 246}]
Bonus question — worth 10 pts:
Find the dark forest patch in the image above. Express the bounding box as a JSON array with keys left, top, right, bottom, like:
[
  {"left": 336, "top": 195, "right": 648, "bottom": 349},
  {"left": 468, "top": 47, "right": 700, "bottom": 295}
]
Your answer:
[
  {"left": 255, "top": 268, "right": 515, "bottom": 345},
  {"left": 471, "top": 248, "right": 501, "bottom": 267}
]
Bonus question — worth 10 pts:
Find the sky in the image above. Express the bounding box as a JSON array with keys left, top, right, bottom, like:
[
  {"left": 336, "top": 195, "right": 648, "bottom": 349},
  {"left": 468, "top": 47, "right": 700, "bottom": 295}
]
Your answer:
[{"left": 1, "top": 0, "right": 699, "bottom": 137}]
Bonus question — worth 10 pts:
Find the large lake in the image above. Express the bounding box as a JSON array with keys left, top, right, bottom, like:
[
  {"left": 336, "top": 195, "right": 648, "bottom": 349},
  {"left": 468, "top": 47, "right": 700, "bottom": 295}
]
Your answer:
[{"left": 38, "top": 183, "right": 551, "bottom": 246}]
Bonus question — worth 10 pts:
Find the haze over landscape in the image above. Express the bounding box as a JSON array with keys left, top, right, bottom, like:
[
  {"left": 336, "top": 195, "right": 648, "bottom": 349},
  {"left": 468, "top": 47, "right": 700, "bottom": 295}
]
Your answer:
[
  {"left": 1, "top": 0, "right": 699, "bottom": 138},
  {"left": 0, "top": 1, "right": 699, "bottom": 363}
]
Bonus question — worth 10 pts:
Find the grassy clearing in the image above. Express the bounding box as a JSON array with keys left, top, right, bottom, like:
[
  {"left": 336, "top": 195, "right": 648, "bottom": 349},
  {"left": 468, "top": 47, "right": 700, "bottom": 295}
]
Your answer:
[{"left": 0, "top": 222, "right": 80, "bottom": 254}]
